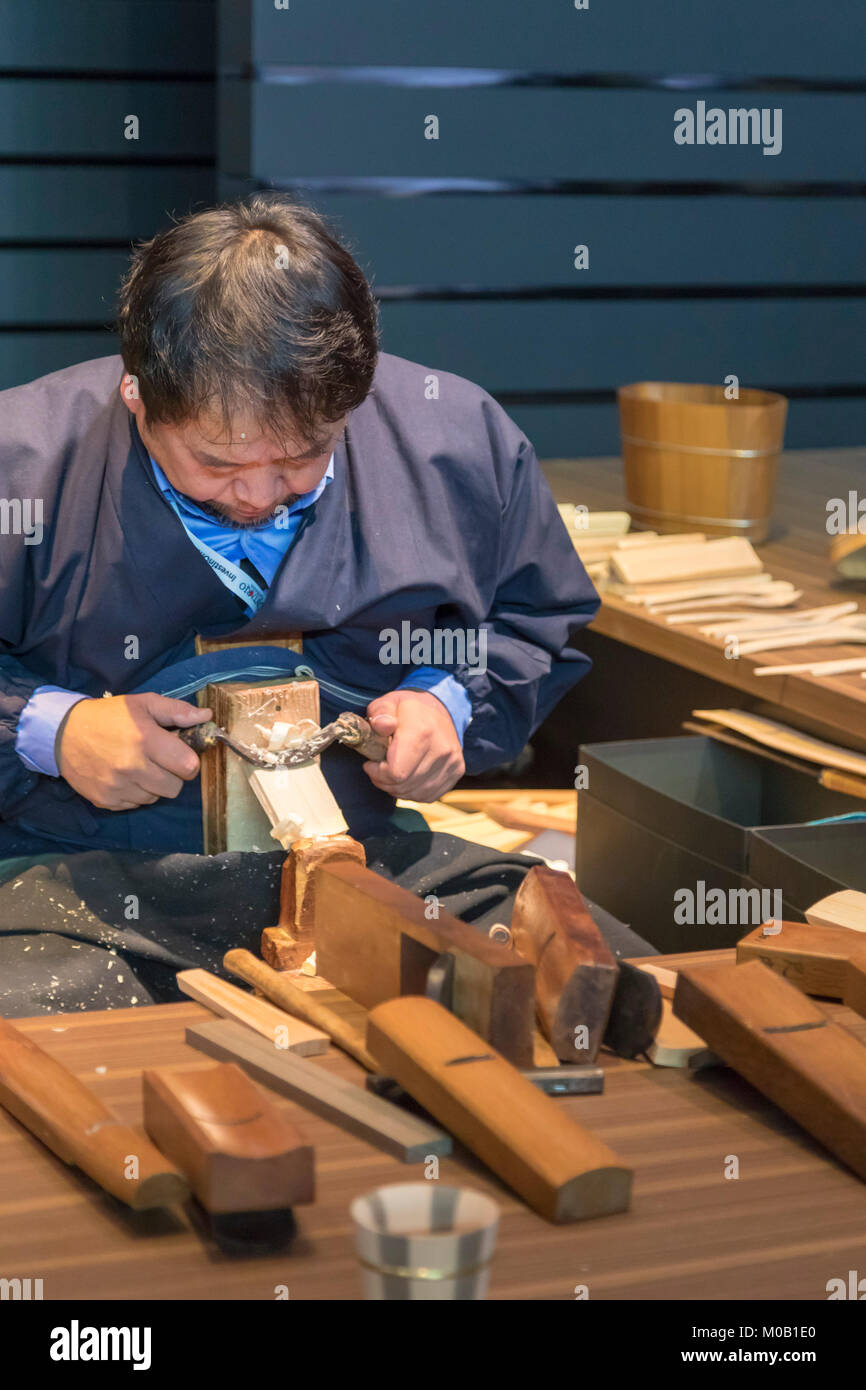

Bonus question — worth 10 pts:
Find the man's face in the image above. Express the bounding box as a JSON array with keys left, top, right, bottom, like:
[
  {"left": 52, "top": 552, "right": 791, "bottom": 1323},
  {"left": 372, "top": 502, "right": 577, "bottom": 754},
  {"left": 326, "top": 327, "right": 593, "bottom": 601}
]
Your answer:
[{"left": 122, "top": 378, "right": 344, "bottom": 528}]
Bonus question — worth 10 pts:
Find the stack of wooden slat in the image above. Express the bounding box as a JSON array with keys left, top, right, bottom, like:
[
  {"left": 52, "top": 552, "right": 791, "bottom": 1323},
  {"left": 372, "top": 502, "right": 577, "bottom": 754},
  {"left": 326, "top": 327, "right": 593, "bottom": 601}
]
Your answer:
[{"left": 397, "top": 788, "right": 578, "bottom": 852}]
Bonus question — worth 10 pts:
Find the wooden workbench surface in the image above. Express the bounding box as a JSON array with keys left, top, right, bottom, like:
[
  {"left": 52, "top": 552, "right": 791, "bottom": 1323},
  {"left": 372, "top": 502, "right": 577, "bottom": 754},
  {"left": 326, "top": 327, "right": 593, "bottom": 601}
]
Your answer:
[
  {"left": 542, "top": 449, "right": 866, "bottom": 750},
  {"left": 4, "top": 953, "right": 866, "bottom": 1301}
]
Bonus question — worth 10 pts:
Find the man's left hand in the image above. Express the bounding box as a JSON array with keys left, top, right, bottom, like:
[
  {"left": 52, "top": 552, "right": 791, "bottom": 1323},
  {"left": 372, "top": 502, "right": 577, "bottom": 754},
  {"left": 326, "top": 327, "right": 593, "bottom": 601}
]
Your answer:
[{"left": 363, "top": 689, "right": 465, "bottom": 802}]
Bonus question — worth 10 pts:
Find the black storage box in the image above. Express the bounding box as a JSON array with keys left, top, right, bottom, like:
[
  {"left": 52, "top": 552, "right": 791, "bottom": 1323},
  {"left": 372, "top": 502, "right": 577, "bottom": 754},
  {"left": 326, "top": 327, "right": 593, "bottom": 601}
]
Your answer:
[
  {"left": 576, "top": 735, "right": 863, "bottom": 953},
  {"left": 748, "top": 820, "right": 866, "bottom": 917}
]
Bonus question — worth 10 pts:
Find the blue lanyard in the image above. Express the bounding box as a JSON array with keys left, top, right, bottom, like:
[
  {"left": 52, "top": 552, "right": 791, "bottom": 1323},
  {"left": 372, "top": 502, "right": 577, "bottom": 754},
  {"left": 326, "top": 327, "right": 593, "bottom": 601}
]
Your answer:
[{"left": 162, "top": 491, "right": 267, "bottom": 615}]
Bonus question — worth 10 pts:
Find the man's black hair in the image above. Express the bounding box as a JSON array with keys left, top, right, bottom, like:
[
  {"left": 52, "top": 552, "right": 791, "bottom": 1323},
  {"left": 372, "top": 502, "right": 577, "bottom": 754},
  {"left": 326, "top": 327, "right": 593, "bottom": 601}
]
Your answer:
[{"left": 117, "top": 192, "right": 380, "bottom": 444}]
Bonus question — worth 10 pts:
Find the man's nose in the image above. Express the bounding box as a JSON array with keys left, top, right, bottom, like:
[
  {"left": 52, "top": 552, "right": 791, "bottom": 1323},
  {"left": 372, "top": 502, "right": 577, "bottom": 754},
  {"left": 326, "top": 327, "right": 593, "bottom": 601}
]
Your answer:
[{"left": 233, "top": 470, "right": 287, "bottom": 507}]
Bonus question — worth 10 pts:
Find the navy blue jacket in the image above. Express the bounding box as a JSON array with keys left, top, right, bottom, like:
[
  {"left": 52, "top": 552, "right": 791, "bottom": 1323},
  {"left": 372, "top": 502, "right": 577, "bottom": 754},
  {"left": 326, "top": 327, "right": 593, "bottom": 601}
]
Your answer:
[{"left": 0, "top": 351, "right": 599, "bottom": 851}]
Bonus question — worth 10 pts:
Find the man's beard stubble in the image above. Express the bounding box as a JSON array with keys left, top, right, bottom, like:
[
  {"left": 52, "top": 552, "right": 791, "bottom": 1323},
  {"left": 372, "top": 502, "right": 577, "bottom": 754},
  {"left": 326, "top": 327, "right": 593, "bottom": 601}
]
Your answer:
[{"left": 188, "top": 492, "right": 300, "bottom": 529}]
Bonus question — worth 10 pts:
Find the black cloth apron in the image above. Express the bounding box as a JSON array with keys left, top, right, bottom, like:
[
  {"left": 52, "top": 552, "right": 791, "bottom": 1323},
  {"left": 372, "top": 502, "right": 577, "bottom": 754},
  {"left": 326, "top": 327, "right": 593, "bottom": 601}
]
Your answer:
[{"left": 0, "top": 828, "right": 655, "bottom": 1017}]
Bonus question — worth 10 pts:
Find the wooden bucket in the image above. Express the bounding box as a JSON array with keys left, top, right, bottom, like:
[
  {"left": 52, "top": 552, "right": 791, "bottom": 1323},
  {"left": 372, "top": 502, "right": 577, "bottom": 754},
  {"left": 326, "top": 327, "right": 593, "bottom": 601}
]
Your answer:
[{"left": 617, "top": 382, "right": 787, "bottom": 542}]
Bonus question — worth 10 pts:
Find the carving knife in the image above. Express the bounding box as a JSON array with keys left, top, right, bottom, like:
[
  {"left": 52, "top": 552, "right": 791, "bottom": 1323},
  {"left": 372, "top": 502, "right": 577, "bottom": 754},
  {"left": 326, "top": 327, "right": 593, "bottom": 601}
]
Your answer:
[{"left": 178, "top": 711, "right": 389, "bottom": 768}]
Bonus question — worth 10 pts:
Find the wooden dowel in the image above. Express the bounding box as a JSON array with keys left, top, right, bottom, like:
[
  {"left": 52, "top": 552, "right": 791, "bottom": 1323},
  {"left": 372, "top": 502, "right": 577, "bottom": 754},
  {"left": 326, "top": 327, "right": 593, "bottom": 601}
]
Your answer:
[
  {"left": 223, "top": 949, "right": 378, "bottom": 1072},
  {"left": 0, "top": 1017, "right": 188, "bottom": 1210}
]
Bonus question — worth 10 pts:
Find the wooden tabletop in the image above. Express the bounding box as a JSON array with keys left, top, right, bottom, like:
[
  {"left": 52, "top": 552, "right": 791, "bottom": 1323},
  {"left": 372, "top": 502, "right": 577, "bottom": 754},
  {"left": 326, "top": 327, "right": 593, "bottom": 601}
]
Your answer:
[
  {"left": 4, "top": 956, "right": 866, "bottom": 1302},
  {"left": 542, "top": 449, "right": 866, "bottom": 750}
]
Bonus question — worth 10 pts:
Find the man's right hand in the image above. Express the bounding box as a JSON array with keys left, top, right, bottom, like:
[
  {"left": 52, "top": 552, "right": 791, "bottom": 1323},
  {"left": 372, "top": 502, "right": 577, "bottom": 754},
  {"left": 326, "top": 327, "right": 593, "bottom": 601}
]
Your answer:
[{"left": 57, "top": 693, "right": 213, "bottom": 811}]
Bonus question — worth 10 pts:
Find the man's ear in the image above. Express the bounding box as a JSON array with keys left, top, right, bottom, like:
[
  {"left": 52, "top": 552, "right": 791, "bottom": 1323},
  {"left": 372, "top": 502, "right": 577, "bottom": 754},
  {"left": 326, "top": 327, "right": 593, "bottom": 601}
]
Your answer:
[{"left": 119, "top": 373, "right": 144, "bottom": 418}]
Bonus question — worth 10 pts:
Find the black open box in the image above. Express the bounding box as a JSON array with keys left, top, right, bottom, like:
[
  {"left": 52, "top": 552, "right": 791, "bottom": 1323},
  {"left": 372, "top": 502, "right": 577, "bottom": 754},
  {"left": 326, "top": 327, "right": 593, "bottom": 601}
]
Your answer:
[
  {"left": 748, "top": 821, "right": 866, "bottom": 917},
  {"left": 575, "top": 735, "right": 863, "bottom": 953}
]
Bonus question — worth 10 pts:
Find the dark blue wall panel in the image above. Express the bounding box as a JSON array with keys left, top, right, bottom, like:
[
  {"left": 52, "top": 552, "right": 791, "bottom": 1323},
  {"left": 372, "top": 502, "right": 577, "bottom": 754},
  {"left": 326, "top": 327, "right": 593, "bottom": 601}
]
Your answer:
[
  {"left": 0, "top": 1, "right": 215, "bottom": 392},
  {"left": 217, "top": 0, "right": 865, "bottom": 457}
]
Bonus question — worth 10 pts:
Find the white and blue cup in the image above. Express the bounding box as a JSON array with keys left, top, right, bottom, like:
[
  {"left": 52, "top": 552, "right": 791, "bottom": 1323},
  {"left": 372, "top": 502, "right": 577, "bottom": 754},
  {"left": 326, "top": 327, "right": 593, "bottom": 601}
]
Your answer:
[{"left": 350, "top": 1183, "right": 500, "bottom": 1300}]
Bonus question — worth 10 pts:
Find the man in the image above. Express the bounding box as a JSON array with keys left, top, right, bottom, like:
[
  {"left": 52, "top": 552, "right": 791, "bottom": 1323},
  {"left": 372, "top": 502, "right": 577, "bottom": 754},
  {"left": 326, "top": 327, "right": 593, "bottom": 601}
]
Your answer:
[
  {"left": 0, "top": 195, "right": 627, "bottom": 1015},
  {"left": 0, "top": 193, "right": 598, "bottom": 856}
]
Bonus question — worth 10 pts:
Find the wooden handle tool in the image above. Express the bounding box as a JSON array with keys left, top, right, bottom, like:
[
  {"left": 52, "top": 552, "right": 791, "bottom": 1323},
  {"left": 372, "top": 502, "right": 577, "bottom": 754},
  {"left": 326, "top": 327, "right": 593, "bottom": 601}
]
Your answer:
[
  {"left": 223, "top": 948, "right": 378, "bottom": 1072},
  {"left": 179, "top": 712, "right": 388, "bottom": 768},
  {"left": 0, "top": 1017, "right": 188, "bottom": 1209},
  {"left": 366, "top": 996, "right": 632, "bottom": 1223}
]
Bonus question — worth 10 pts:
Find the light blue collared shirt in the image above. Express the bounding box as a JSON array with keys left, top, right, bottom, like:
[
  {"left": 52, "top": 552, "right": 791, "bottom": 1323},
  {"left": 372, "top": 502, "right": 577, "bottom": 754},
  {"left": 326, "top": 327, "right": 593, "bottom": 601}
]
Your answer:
[{"left": 16, "top": 453, "right": 471, "bottom": 776}]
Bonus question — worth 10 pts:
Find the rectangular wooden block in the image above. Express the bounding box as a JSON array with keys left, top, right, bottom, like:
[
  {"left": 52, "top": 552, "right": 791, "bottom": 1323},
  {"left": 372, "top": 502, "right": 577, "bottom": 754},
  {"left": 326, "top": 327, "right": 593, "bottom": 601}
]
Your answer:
[
  {"left": 314, "top": 861, "right": 535, "bottom": 1067},
  {"left": 510, "top": 866, "right": 617, "bottom": 1062},
  {"left": 199, "top": 679, "right": 320, "bottom": 854},
  {"left": 185, "top": 1018, "right": 452, "bottom": 1163},
  {"left": 674, "top": 958, "right": 866, "bottom": 1183},
  {"left": 610, "top": 536, "right": 761, "bottom": 587},
  {"left": 268, "top": 834, "right": 367, "bottom": 968},
  {"left": 176, "top": 968, "right": 329, "bottom": 1056},
  {"left": 736, "top": 921, "right": 860, "bottom": 999},
  {"left": 366, "top": 996, "right": 631, "bottom": 1223},
  {"left": 142, "top": 1063, "right": 314, "bottom": 1213}
]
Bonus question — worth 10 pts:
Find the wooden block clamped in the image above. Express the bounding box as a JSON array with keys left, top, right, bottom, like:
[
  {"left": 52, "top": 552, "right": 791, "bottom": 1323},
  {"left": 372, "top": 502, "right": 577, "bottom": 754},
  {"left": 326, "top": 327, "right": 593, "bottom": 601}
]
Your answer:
[
  {"left": 176, "top": 968, "right": 329, "bottom": 1055},
  {"left": 142, "top": 1063, "right": 314, "bottom": 1214},
  {"left": 736, "top": 920, "right": 860, "bottom": 999},
  {"left": 198, "top": 678, "right": 321, "bottom": 854},
  {"left": 367, "top": 997, "right": 632, "bottom": 1224},
  {"left": 510, "top": 866, "right": 617, "bottom": 1062},
  {"left": 0, "top": 1017, "right": 188, "bottom": 1210},
  {"left": 186, "top": 1018, "right": 451, "bottom": 1163},
  {"left": 674, "top": 959, "right": 866, "bottom": 1183},
  {"left": 314, "top": 861, "right": 536, "bottom": 1067},
  {"left": 265, "top": 834, "right": 367, "bottom": 970}
]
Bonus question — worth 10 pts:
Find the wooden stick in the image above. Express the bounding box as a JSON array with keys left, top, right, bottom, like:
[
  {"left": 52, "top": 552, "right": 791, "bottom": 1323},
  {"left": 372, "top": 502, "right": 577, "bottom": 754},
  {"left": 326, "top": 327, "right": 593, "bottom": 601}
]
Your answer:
[
  {"left": 176, "top": 968, "right": 329, "bottom": 1055},
  {"left": 186, "top": 1018, "right": 451, "bottom": 1163},
  {"left": 649, "top": 586, "right": 799, "bottom": 614},
  {"left": 736, "top": 626, "right": 866, "bottom": 657},
  {"left": 0, "top": 1017, "right": 188, "bottom": 1210},
  {"left": 674, "top": 959, "right": 866, "bottom": 1183},
  {"left": 819, "top": 769, "right": 866, "bottom": 801},
  {"left": 366, "top": 996, "right": 632, "bottom": 1223},
  {"left": 666, "top": 607, "right": 798, "bottom": 626},
  {"left": 756, "top": 656, "right": 866, "bottom": 678},
  {"left": 619, "top": 574, "right": 775, "bottom": 604},
  {"left": 696, "top": 602, "right": 858, "bottom": 638},
  {"left": 223, "top": 948, "right": 378, "bottom": 1072},
  {"left": 691, "top": 710, "right": 866, "bottom": 780}
]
